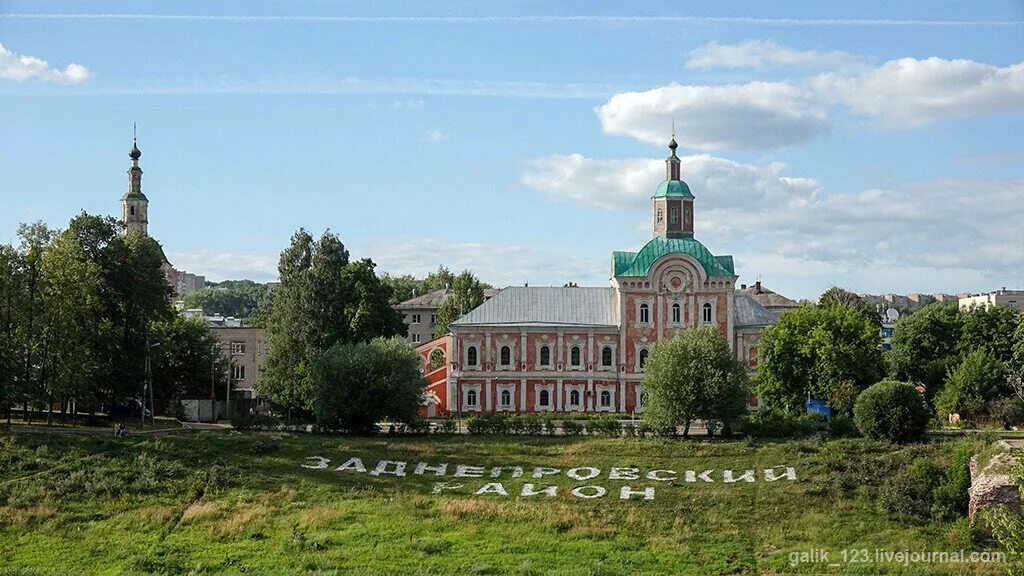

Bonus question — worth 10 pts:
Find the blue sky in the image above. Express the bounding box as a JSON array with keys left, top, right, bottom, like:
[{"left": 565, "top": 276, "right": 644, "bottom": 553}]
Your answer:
[{"left": 1, "top": 1, "right": 1022, "bottom": 300}]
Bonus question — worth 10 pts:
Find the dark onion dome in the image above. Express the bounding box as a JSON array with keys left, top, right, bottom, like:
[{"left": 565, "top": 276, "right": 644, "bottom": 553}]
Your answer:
[
  {"left": 668, "top": 137, "right": 678, "bottom": 151},
  {"left": 129, "top": 139, "right": 141, "bottom": 160}
]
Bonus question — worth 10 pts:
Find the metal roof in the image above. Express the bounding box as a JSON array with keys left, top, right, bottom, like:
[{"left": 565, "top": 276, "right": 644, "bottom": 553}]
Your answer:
[
  {"left": 736, "top": 284, "right": 800, "bottom": 312},
  {"left": 652, "top": 179, "right": 694, "bottom": 198},
  {"left": 451, "top": 286, "right": 619, "bottom": 328},
  {"left": 613, "top": 236, "right": 735, "bottom": 278},
  {"left": 734, "top": 295, "right": 778, "bottom": 328}
]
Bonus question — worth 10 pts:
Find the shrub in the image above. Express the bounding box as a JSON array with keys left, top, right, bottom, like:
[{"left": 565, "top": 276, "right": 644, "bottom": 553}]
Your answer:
[
  {"left": 540, "top": 417, "right": 556, "bottom": 435},
  {"left": 854, "top": 379, "right": 930, "bottom": 443},
  {"left": 520, "top": 414, "right": 544, "bottom": 436},
  {"left": 436, "top": 417, "right": 457, "bottom": 434},
  {"left": 735, "top": 411, "right": 817, "bottom": 438},
  {"left": 880, "top": 457, "right": 942, "bottom": 521},
  {"left": 230, "top": 412, "right": 255, "bottom": 431},
  {"left": 589, "top": 416, "right": 621, "bottom": 437},
  {"left": 561, "top": 419, "right": 584, "bottom": 436},
  {"left": 829, "top": 414, "right": 859, "bottom": 438},
  {"left": 466, "top": 414, "right": 509, "bottom": 435},
  {"left": 932, "top": 443, "right": 973, "bottom": 521},
  {"left": 935, "top": 349, "right": 1005, "bottom": 421}
]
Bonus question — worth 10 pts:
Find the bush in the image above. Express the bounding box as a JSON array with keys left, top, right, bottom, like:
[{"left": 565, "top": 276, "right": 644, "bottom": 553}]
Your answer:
[
  {"left": 735, "top": 411, "right": 818, "bottom": 438},
  {"left": 561, "top": 419, "right": 584, "bottom": 436},
  {"left": 588, "top": 416, "right": 621, "bottom": 437},
  {"left": 520, "top": 414, "right": 544, "bottom": 436},
  {"left": 853, "top": 379, "right": 930, "bottom": 443},
  {"left": 880, "top": 458, "right": 943, "bottom": 521},
  {"left": 932, "top": 443, "right": 973, "bottom": 521},
  {"left": 435, "top": 417, "right": 457, "bottom": 434},
  {"left": 829, "top": 414, "right": 859, "bottom": 438},
  {"left": 540, "top": 417, "right": 556, "bottom": 435},
  {"left": 466, "top": 414, "right": 508, "bottom": 435},
  {"left": 230, "top": 412, "right": 255, "bottom": 431}
]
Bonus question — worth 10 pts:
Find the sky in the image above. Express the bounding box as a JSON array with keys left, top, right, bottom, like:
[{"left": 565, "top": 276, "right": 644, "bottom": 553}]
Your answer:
[{"left": 0, "top": 0, "right": 1022, "bottom": 300}]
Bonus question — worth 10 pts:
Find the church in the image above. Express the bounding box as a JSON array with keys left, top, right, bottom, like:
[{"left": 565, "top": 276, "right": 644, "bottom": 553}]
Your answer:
[{"left": 415, "top": 137, "right": 777, "bottom": 416}]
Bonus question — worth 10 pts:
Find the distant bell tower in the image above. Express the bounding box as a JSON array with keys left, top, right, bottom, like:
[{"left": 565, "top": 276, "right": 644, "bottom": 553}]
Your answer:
[
  {"left": 652, "top": 135, "right": 695, "bottom": 239},
  {"left": 121, "top": 125, "right": 149, "bottom": 235}
]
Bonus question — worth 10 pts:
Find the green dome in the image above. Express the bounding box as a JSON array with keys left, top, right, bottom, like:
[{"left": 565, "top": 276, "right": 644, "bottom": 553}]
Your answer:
[
  {"left": 612, "top": 236, "right": 734, "bottom": 278},
  {"left": 653, "top": 179, "right": 693, "bottom": 199}
]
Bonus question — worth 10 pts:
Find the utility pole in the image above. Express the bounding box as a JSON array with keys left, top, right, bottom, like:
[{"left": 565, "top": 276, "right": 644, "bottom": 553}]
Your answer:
[{"left": 210, "top": 343, "right": 218, "bottom": 422}]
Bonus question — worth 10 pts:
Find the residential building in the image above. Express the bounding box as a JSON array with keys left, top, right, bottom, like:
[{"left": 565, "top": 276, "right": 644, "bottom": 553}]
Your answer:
[
  {"left": 435, "top": 138, "right": 776, "bottom": 416},
  {"left": 959, "top": 288, "right": 1024, "bottom": 311},
  {"left": 395, "top": 287, "right": 501, "bottom": 345},
  {"left": 183, "top": 309, "right": 268, "bottom": 400},
  {"left": 169, "top": 269, "right": 206, "bottom": 298}
]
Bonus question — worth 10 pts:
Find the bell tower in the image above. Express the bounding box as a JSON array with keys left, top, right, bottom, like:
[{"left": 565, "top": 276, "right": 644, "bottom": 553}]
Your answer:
[
  {"left": 652, "top": 136, "right": 694, "bottom": 239},
  {"left": 121, "top": 124, "right": 149, "bottom": 236}
]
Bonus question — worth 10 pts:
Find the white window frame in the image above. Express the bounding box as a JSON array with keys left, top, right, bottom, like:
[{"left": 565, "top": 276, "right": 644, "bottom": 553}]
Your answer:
[
  {"left": 537, "top": 343, "right": 552, "bottom": 370},
  {"left": 463, "top": 384, "right": 482, "bottom": 410},
  {"left": 699, "top": 298, "right": 717, "bottom": 325},
  {"left": 599, "top": 345, "right": 615, "bottom": 370},
  {"left": 464, "top": 343, "right": 480, "bottom": 370},
  {"left": 412, "top": 333, "right": 421, "bottom": 344},
  {"left": 411, "top": 314, "right": 421, "bottom": 325},
  {"left": 635, "top": 345, "right": 651, "bottom": 372},
  {"left": 231, "top": 364, "right": 246, "bottom": 380},
  {"left": 497, "top": 383, "right": 516, "bottom": 411},
  {"left": 671, "top": 302, "right": 681, "bottom": 324},
  {"left": 497, "top": 341, "right": 515, "bottom": 370},
  {"left": 230, "top": 341, "right": 246, "bottom": 355},
  {"left": 599, "top": 389, "right": 612, "bottom": 409},
  {"left": 569, "top": 345, "right": 582, "bottom": 369},
  {"left": 568, "top": 388, "right": 582, "bottom": 411},
  {"left": 635, "top": 385, "right": 646, "bottom": 413},
  {"left": 637, "top": 301, "right": 652, "bottom": 325},
  {"left": 535, "top": 383, "right": 555, "bottom": 411}
]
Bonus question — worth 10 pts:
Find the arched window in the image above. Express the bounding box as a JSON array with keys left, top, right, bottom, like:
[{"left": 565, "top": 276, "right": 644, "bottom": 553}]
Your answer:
[
  {"left": 671, "top": 302, "right": 681, "bottom": 323},
  {"left": 501, "top": 389, "right": 511, "bottom": 408},
  {"left": 749, "top": 346, "right": 758, "bottom": 367},
  {"left": 467, "top": 346, "right": 478, "bottom": 366},
  {"left": 570, "top": 346, "right": 581, "bottom": 366},
  {"left": 569, "top": 390, "right": 580, "bottom": 407},
  {"left": 670, "top": 206, "right": 678, "bottom": 224},
  {"left": 500, "top": 345, "right": 511, "bottom": 366},
  {"left": 600, "top": 390, "right": 611, "bottom": 407},
  {"left": 639, "top": 303, "right": 650, "bottom": 323},
  {"left": 656, "top": 208, "right": 663, "bottom": 223},
  {"left": 539, "top": 389, "right": 550, "bottom": 407},
  {"left": 129, "top": 206, "right": 135, "bottom": 216},
  {"left": 467, "top": 389, "right": 478, "bottom": 407},
  {"left": 639, "top": 348, "right": 649, "bottom": 370},
  {"left": 601, "top": 346, "right": 612, "bottom": 367},
  {"left": 702, "top": 302, "right": 713, "bottom": 323},
  {"left": 430, "top": 348, "right": 445, "bottom": 369},
  {"left": 539, "top": 345, "right": 550, "bottom": 367}
]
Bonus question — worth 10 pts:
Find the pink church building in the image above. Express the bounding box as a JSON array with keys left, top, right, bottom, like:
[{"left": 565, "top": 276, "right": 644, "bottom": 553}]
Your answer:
[{"left": 427, "top": 138, "right": 776, "bottom": 416}]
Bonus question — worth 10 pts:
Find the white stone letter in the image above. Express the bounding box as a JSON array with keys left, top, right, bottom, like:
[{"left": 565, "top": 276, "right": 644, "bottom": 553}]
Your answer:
[
  {"left": 567, "top": 467, "right": 600, "bottom": 481},
  {"left": 723, "top": 469, "right": 755, "bottom": 483},
  {"left": 646, "top": 469, "right": 677, "bottom": 482},
  {"left": 532, "top": 466, "right": 561, "bottom": 478},
  {"left": 764, "top": 466, "right": 797, "bottom": 482},
  {"left": 609, "top": 467, "right": 639, "bottom": 480},
  {"left": 302, "top": 456, "right": 330, "bottom": 469},
  {"left": 432, "top": 481, "right": 464, "bottom": 494},
  {"left": 521, "top": 483, "right": 557, "bottom": 497},
  {"left": 685, "top": 470, "right": 715, "bottom": 483},
  {"left": 619, "top": 486, "right": 655, "bottom": 500},
  {"left": 489, "top": 466, "right": 524, "bottom": 478},
  {"left": 571, "top": 485, "right": 607, "bottom": 499},
  {"left": 474, "top": 482, "right": 509, "bottom": 496},
  {"left": 333, "top": 457, "right": 366, "bottom": 473},
  {"left": 370, "top": 460, "right": 407, "bottom": 477},
  {"left": 455, "top": 464, "right": 485, "bottom": 478},
  {"left": 414, "top": 462, "right": 449, "bottom": 476}
]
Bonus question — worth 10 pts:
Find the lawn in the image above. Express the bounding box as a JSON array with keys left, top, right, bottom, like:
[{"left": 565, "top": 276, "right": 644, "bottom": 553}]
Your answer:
[{"left": 0, "top": 430, "right": 1011, "bottom": 575}]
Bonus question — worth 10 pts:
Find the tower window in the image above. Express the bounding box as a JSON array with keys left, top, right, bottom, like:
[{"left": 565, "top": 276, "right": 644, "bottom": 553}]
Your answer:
[
  {"left": 130, "top": 206, "right": 135, "bottom": 216},
  {"left": 670, "top": 207, "right": 678, "bottom": 224},
  {"left": 639, "top": 303, "right": 650, "bottom": 324},
  {"left": 672, "top": 302, "right": 681, "bottom": 323},
  {"left": 601, "top": 346, "right": 612, "bottom": 367},
  {"left": 656, "top": 208, "right": 663, "bottom": 224},
  {"left": 570, "top": 346, "right": 581, "bottom": 367}
]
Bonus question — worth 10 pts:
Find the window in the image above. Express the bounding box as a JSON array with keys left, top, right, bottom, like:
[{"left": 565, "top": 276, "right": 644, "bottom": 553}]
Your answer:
[
  {"left": 702, "top": 302, "right": 713, "bottom": 323},
  {"left": 684, "top": 205, "right": 692, "bottom": 226},
  {"left": 467, "top": 346, "right": 478, "bottom": 367},
  {"left": 639, "top": 349, "right": 649, "bottom": 370},
  {"left": 539, "top": 389, "right": 550, "bottom": 407},
  {"left": 130, "top": 206, "right": 135, "bottom": 216},
  {"left": 500, "top": 389, "right": 512, "bottom": 408},
  {"left": 500, "top": 345, "right": 511, "bottom": 366},
  {"left": 570, "top": 346, "right": 581, "bottom": 367},
  {"left": 569, "top": 390, "right": 580, "bottom": 407},
  {"left": 671, "top": 302, "right": 681, "bottom": 323},
  {"left": 466, "top": 389, "right": 478, "bottom": 407},
  {"left": 231, "top": 365, "right": 246, "bottom": 380},
  {"left": 230, "top": 341, "right": 246, "bottom": 355},
  {"left": 430, "top": 348, "right": 445, "bottom": 369},
  {"left": 600, "top": 390, "right": 611, "bottom": 408},
  {"left": 412, "top": 333, "right": 421, "bottom": 343},
  {"left": 656, "top": 208, "right": 663, "bottom": 223},
  {"left": 670, "top": 206, "right": 678, "bottom": 224},
  {"left": 601, "top": 346, "right": 612, "bottom": 367},
  {"left": 639, "top": 303, "right": 650, "bottom": 323},
  {"left": 539, "top": 345, "right": 551, "bottom": 367},
  {"left": 411, "top": 314, "right": 421, "bottom": 324},
  {"left": 430, "top": 314, "right": 436, "bottom": 324},
  {"left": 749, "top": 346, "right": 758, "bottom": 367}
]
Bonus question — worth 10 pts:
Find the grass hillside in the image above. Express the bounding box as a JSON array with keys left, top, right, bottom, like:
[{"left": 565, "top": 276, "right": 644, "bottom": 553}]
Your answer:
[{"left": 0, "top": 431, "right": 1006, "bottom": 575}]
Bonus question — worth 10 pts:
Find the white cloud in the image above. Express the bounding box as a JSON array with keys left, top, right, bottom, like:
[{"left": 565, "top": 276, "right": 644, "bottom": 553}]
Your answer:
[
  {"left": 595, "top": 82, "right": 830, "bottom": 151},
  {"left": 813, "top": 57, "right": 1024, "bottom": 127},
  {"left": 166, "top": 249, "right": 279, "bottom": 282},
  {"left": 0, "top": 43, "right": 89, "bottom": 84},
  {"left": 686, "top": 39, "right": 859, "bottom": 70},
  {"left": 521, "top": 152, "right": 1024, "bottom": 288},
  {"left": 421, "top": 130, "right": 449, "bottom": 142}
]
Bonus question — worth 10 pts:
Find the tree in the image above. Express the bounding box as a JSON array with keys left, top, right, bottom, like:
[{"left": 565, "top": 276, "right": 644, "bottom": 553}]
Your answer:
[
  {"left": 934, "top": 349, "right": 1005, "bottom": 420},
  {"left": 381, "top": 273, "right": 419, "bottom": 305},
  {"left": 0, "top": 244, "right": 20, "bottom": 423},
  {"left": 312, "top": 338, "right": 426, "bottom": 434},
  {"left": 418, "top": 265, "right": 455, "bottom": 294},
  {"left": 14, "top": 222, "right": 53, "bottom": 423},
  {"left": 642, "top": 326, "right": 748, "bottom": 437},
  {"left": 1015, "top": 314, "right": 1024, "bottom": 379},
  {"left": 756, "top": 305, "right": 882, "bottom": 414},
  {"left": 435, "top": 271, "right": 486, "bottom": 335},
  {"left": 886, "top": 303, "right": 963, "bottom": 394},
  {"left": 150, "top": 315, "right": 228, "bottom": 403},
  {"left": 853, "top": 379, "right": 929, "bottom": 443},
  {"left": 960, "top": 305, "right": 1020, "bottom": 365},
  {"left": 819, "top": 286, "right": 878, "bottom": 325},
  {"left": 261, "top": 229, "right": 406, "bottom": 413}
]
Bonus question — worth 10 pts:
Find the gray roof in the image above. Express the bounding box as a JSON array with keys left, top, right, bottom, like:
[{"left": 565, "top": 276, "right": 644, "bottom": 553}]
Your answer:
[
  {"left": 736, "top": 284, "right": 799, "bottom": 312},
  {"left": 451, "top": 286, "right": 619, "bottom": 328},
  {"left": 396, "top": 287, "right": 501, "bottom": 310},
  {"left": 734, "top": 295, "right": 778, "bottom": 328}
]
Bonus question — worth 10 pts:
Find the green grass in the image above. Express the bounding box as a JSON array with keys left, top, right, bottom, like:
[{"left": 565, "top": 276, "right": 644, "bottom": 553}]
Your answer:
[{"left": 0, "top": 431, "right": 1010, "bottom": 575}]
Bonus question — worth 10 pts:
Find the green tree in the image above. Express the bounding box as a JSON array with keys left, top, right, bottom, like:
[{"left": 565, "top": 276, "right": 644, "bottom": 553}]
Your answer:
[
  {"left": 435, "top": 271, "right": 486, "bottom": 335},
  {"left": 312, "top": 338, "right": 426, "bottom": 434},
  {"left": 418, "top": 265, "right": 455, "bottom": 294},
  {"left": 343, "top": 259, "right": 406, "bottom": 343},
  {"left": 182, "top": 287, "right": 258, "bottom": 320},
  {"left": 960, "top": 305, "right": 1020, "bottom": 365},
  {"left": 150, "top": 315, "right": 228, "bottom": 403},
  {"left": 381, "top": 273, "right": 419, "bottom": 305},
  {"left": 0, "top": 244, "right": 20, "bottom": 423},
  {"left": 886, "top": 303, "right": 963, "bottom": 394},
  {"left": 934, "top": 349, "right": 1005, "bottom": 420},
  {"left": 756, "top": 305, "right": 882, "bottom": 414},
  {"left": 1015, "top": 314, "right": 1024, "bottom": 379},
  {"left": 853, "top": 379, "right": 929, "bottom": 443},
  {"left": 14, "top": 222, "right": 53, "bottom": 423},
  {"left": 819, "top": 286, "right": 878, "bottom": 325},
  {"left": 642, "top": 326, "right": 748, "bottom": 437}
]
